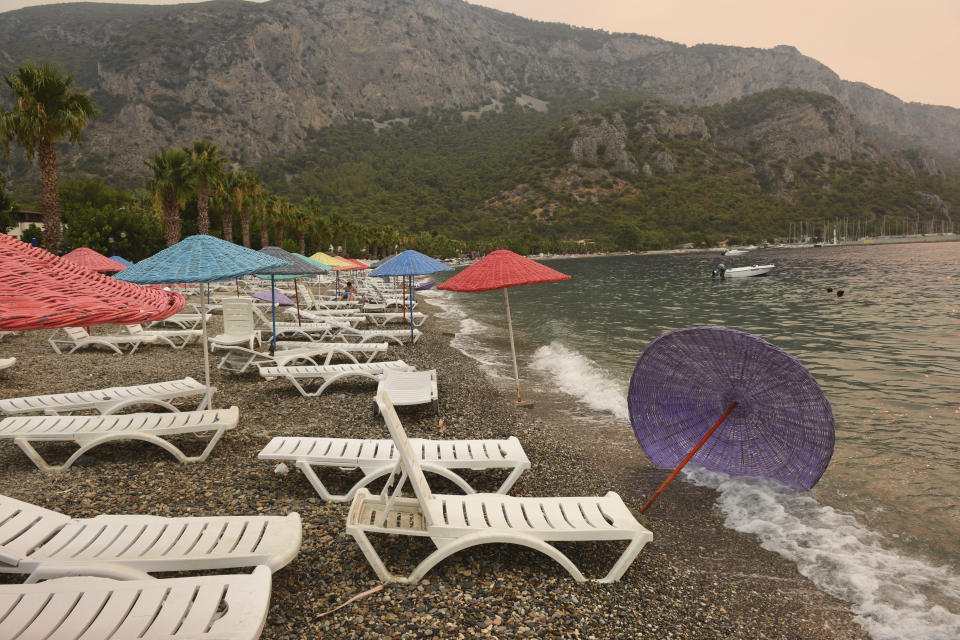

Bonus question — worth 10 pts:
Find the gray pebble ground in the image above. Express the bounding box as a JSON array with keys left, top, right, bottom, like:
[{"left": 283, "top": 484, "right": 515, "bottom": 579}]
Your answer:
[{"left": 0, "top": 299, "right": 868, "bottom": 639}]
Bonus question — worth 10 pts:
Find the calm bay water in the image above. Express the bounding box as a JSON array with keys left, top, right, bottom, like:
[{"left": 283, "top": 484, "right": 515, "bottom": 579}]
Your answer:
[{"left": 423, "top": 242, "right": 960, "bottom": 640}]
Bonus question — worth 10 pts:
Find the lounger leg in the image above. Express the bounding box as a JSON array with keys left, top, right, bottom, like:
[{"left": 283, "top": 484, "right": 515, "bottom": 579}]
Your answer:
[
  {"left": 13, "top": 438, "right": 59, "bottom": 472},
  {"left": 598, "top": 533, "right": 651, "bottom": 583},
  {"left": 15, "top": 427, "right": 229, "bottom": 473},
  {"left": 348, "top": 528, "right": 397, "bottom": 582},
  {"left": 399, "top": 533, "right": 587, "bottom": 584},
  {"left": 295, "top": 461, "right": 346, "bottom": 502},
  {"left": 418, "top": 463, "right": 476, "bottom": 496},
  {"left": 496, "top": 463, "right": 528, "bottom": 495}
]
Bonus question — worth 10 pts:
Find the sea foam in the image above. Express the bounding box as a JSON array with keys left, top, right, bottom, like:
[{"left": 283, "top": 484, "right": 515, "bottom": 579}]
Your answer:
[
  {"left": 685, "top": 468, "right": 960, "bottom": 640},
  {"left": 529, "top": 341, "right": 630, "bottom": 420}
]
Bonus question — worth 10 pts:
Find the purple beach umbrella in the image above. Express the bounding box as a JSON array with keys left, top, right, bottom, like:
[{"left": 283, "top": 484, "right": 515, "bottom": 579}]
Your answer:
[
  {"left": 629, "top": 326, "right": 834, "bottom": 509},
  {"left": 253, "top": 290, "right": 294, "bottom": 306}
]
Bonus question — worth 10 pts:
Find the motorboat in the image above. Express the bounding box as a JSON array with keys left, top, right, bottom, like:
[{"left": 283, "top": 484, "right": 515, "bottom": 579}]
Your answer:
[
  {"left": 724, "top": 264, "right": 775, "bottom": 277},
  {"left": 723, "top": 248, "right": 749, "bottom": 256}
]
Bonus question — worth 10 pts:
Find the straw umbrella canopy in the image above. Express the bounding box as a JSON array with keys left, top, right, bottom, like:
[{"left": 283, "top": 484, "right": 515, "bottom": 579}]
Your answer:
[
  {"left": 257, "top": 246, "right": 330, "bottom": 353},
  {"left": 109, "top": 255, "right": 134, "bottom": 268},
  {"left": 369, "top": 249, "right": 452, "bottom": 341},
  {"left": 311, "top": 252, "right": 356, "bottom": 295},
  {"left": 115, "top": 235, "right": 290, "bottom": 397},
  {"left": 629, "top": 326, "right": 835, "bottom": 494},
  {"left": 61, "top": 247, "right": 127, "bottom": 273},
  {"left": 0, "top": 233, "right": 184, "bottom": 331},
  {"left": 438, "top": 250, "right": 570, "bottom": 402}
]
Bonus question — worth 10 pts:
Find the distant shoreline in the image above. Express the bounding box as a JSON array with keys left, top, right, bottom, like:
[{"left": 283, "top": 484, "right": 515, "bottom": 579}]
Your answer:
[{"left": 525, "top": 233, "right": 960, "bottom": 262}]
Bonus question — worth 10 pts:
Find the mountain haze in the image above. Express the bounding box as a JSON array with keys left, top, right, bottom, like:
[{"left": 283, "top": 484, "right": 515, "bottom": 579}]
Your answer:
[{"left": 1, "top": 0, "right": 959, "bottom": 180}]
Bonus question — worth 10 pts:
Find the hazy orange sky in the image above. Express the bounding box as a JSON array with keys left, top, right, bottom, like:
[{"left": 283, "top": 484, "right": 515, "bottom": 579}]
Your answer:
[{"left": 1, "top": 0, "right": 957, "bottom": 108}]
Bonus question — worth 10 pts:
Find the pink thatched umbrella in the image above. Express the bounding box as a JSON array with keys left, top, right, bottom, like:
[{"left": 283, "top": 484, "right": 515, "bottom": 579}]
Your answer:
[
  {"left": 61, "top": 247, "right": 127, "bottom": 273},
  {"left": 0, "top": 234, "right": 184, "bottom": 331}
]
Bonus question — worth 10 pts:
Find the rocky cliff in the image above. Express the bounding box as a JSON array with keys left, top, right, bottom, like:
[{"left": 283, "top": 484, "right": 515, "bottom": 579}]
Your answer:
[{"left": 1, "top": 0, "right": 958, "bottom": 177}]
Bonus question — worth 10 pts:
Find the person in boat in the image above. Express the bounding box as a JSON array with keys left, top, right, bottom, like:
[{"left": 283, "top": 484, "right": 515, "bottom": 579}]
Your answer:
[
  {"left": 712, "top": 263, "right": 726, "bottom": 279},
  {"left": 341, "top": 281, "right": 358, "bottom": 301}
]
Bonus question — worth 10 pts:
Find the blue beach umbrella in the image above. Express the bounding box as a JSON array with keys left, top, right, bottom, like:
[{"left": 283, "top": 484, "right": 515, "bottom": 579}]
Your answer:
[
  {"left": 109, "top": 255, "right": 134, "bottom": 268},
  {"left": 256, "top": 247, "right": 329, "bottom": 354},
  {"left": 115, "top": 235, "right": 291, "bottom": 397},
  {"left": 368, "top": 250, "right": 453, "bottom": 342}
]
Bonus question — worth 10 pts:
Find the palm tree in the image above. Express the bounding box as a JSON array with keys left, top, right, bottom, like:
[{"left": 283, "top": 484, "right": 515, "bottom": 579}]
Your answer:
[
  {"left": 0, "top": 61, "right": 98, "bottom": 252},
  {"left": 289, "top": 205, "right": 310, "bottom": 254},
  {"left": 145, "top": 147, "right": 192, "bottom": 246},
  {"left": 217, "top": 170, "right": 239, "bottom": 243},
  {"left": 253, "top": 193, "right": 271, "bottom": 248},
  {"left": 270, "top": 196, "right": 293, "bottom": 248},
  {"left": 236, "top": 172, "right": 261, "bottom": 247},
  {"left": 186, "top": 139, "right": 225, "bottom": 236},
  {"left": 326, "top": 212, "right": 346, "bottom": 254},
  {"left": 303, "top": 196, "right": 324, "bottom": 251}
]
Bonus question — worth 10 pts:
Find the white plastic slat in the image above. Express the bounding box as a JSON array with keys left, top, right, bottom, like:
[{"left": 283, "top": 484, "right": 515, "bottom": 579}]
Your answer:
[{"left": 72, "top": 589, "right": 139, "bottom": 640}]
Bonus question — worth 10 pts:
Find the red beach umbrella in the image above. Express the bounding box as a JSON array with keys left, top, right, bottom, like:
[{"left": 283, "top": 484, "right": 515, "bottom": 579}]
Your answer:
[
  {"left": 61, "top": 247, "right": 127, "bottom": 273},
  {"left": 438, "top": 250, "right": 571, "bottom": 402},
  {"left": 0, "top": 234, "right": 184, "bottom": 331}
]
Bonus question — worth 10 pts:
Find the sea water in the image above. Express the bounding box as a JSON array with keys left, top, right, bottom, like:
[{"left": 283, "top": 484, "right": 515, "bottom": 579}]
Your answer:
[{"left": 422, "top": 242, "right": 960, "bottom": 640}]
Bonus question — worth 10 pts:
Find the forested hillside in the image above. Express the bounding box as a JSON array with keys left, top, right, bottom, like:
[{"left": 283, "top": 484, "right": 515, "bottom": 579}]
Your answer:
[{"left": 253, "top": 89, "right": 958, "bottom": 252}]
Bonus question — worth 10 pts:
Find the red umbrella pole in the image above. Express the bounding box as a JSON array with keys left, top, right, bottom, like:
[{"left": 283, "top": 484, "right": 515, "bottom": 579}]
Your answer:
[{"left": 640, "top": 401, "right": 739, "bottom": 513}]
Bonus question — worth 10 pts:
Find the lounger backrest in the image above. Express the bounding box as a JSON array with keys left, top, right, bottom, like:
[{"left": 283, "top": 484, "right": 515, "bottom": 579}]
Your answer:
[
  {"left": 222, "top": 298, "right": 255, "bottom": 334},
  {"left": 0, "top": 495, "right": 71, "bottom": 565},
  {"left": 64, "top": 327, "right": 89, "bottom": 340},
  {"left": 377, "top": 391, "right": 435, "bottom": 523}
]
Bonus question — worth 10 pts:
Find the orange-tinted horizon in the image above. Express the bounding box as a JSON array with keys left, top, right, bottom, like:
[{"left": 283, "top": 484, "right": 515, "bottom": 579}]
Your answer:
[{"left": 1, "top": 0, "right": 957, "bottom": 108}]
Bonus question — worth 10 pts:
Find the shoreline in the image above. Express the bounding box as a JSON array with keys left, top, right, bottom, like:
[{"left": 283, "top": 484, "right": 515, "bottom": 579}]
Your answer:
[{"left": 0, "top": 310, "right": 868, "bottom": 638}]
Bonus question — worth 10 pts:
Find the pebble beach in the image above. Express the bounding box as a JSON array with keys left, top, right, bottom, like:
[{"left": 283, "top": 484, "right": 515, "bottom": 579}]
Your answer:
[{"left": 0, "top": 299, "right": 870, "bottom": 639}]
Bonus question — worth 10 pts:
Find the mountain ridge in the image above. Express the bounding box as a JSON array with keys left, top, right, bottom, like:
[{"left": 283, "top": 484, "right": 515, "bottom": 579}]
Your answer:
[{"left": 1, "top": 0, "right": 959, "bottom": 180}]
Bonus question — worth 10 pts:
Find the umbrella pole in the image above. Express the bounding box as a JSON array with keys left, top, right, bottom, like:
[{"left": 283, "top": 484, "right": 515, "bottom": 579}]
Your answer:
[
  {"left": 270, "top": 275, "right": 277, "bottom": 356},
  {"left": 200, "top": 295, "right": 213, "bottom": 408},
  {"left": 409, "top": 275, "right": 414, "bottom": 343},
  {"left": 504, "top": 288, "right": 522, "bottom": 403},
  {"left": 235, "top": 279, "right": 240, "bottom": 297},
  {"left": 640, "top": 402, "right": 739, "bottom": 513},
  {"left": 294, "top": 279, "right": 302, "bottom": 326}
]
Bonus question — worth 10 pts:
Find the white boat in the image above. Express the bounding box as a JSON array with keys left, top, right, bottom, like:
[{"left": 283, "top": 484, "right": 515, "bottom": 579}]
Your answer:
[
  {"left": 725, "top": 264, "right": 775, "bottom": 277},
  {"left": 723, "top": 248, "right": 749, "bottom": 256}
]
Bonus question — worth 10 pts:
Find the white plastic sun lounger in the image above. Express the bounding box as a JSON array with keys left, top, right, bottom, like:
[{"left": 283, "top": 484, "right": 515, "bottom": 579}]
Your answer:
[
  {"left": 334, "top": 327, "right": 422, "bottom": 345},
  {"left": 0, "top": 357, "right": 15, "bottom": 372},
  {"left": 346, "top": 392, "right": 653, "bottom": 584},
  {"left": 48, "top": 326, "right": 149, "bottom": 355},
  {"left": 259, "top": 322, "right": 337, "bottom": 342},
  {"left": 122, "top": 324, "right": 201, "bottom": 349},
  {"left": 210, "top": 298, "right": 260, "bottom": 351},
  {"left": 285, "top": 308, "right": 366, "bottom": 327},
  {"left": 217, "top": 343, "right": 389, "bottom": 374},
  {"left": 258, "top": 361, "right": 414, "bottom": 398},
  {"left": 259, "top": 435, "right": 529, "bottom": 502},
  {"left": 0, "top": 406, "right": 239, "bottom": 472},
  {"left": 144, "top": 311, "right": 211, "bottom": 330},
  {"left": 364, "top": 311, "right": 428, "bottom": 327},
  {"left": 0, "top": 377, "right": 214, "bottom": 416},
  {"left": 376, "top": 369, "right": 438, "bottom": 413},
  {"left": 0, "top": 494, "right": 300, "bottom": 581},
  {"left": 0, "top": 566, "right": 272, "bottom": 639}
]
